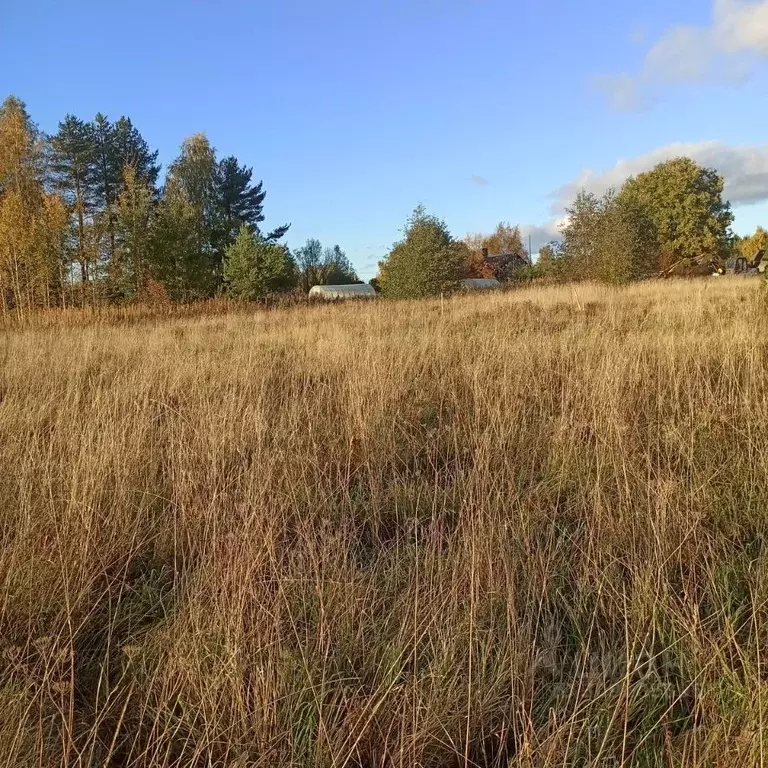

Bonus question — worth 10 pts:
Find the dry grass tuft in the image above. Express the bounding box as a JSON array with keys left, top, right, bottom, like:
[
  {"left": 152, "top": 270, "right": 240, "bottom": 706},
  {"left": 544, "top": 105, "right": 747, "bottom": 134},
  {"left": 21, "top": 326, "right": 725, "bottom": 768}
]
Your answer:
[{"left": 1, "top": 278, "right": 768, "bottom": 766}]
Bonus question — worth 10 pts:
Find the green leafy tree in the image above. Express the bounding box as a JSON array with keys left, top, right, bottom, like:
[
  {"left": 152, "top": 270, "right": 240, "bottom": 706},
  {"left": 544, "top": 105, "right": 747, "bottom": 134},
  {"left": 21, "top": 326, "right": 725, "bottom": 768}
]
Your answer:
[
  {"left": 562, "top": 189, "right": 657, "bottom": 283},
  {"left": 737, "top": 226, "right": 768, "bottom": 260},
  {"left": 618, "top": 158, "right": 733, "bottom": 262},
  {"left": 378, "top": 205, "right": 464, "bottom": 298},
  {"left": 537, "top": 240, "right": 566, "bottom": 278},
  {"left": 0, "top": 96, "right": 67, "bottom": 311},
  {"left": 324, "top": 245, "right": 358, "bottom": 283},
  {"left": 295, "top": 238, "right": 328, "bottom": 293},
  {"left": 112, "top": 164, "right": 155, "bottom": 299},
  {"left": 224, "top": 225, "right": 297, "bottom": 300},
  {"left": 537, "top": 242, "right": 557, "bottom": 266},
  {"left": 561, "top": 191, "right": 603, "bottom": 280},
  {"left": 597, "top": 190, "right": 657, "bottom": 283},
  {"left": 150, "top": 178, "right": 198, "bottom": 300},
  {"left": 295, "top": 241, "right": 358, "bottom": 291},
  {"left": 157, "top": 133, "right": 221, "bottom": 297}
]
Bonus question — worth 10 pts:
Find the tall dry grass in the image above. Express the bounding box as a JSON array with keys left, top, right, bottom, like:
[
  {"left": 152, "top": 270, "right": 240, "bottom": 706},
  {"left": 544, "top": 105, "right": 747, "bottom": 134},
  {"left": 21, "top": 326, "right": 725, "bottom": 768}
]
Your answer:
[{"left": 1, "top": 278, "right": 767, "bottom": 767}]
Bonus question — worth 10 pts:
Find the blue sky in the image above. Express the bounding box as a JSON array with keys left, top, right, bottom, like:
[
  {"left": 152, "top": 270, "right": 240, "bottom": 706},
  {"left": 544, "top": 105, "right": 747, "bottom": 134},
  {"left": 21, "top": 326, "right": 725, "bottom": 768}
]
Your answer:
[{"left": 3, "top": 0, "right": 768, "bottom": 278}]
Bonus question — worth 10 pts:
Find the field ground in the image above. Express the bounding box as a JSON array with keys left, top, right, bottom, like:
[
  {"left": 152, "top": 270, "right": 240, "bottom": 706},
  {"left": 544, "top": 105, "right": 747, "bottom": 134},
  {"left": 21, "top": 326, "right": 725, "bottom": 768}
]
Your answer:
[{"left": 1, "top": 278, "right": 768, "bottom": 766}]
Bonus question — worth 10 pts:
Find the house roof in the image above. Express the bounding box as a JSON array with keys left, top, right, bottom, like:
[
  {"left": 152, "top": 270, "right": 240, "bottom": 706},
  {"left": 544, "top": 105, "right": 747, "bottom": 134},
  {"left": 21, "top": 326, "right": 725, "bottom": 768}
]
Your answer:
[{"left": 485, "top": 252, "right": 529, "bottom": 266}]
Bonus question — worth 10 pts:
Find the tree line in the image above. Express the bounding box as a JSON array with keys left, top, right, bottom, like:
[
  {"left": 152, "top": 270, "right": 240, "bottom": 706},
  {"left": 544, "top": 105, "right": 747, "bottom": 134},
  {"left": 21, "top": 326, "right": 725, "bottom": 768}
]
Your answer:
[
  {"left": 0, "top": 95, "right": 358, "bottom": 311},
  {"left": 375, "top": 157, "right": 765, "bottom": 298},
  {"left": 2, "top": 92, "right": 765, "bottom": 311}
]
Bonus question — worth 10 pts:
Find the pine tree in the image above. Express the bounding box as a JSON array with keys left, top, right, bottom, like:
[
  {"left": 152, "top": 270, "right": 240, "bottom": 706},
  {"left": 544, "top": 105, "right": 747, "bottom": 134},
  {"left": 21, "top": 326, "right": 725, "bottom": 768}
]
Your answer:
[
  {"left": 92, "top": 113, "right": 160, "bottom": 266},
  {"left": 110, "top": 117, "right": 160, "bottom": 189},
  {"left": 92, "top": 113, "right": 115, "bottom": 261},
  {"left": 218, "top": 156, "right": 288, "bottom": 241},
  {"left": 214, "top": 156, "right": 289, "bottom": 288},
  {"left": 51, "top": 115, "right": 97, "bottom": 282}
]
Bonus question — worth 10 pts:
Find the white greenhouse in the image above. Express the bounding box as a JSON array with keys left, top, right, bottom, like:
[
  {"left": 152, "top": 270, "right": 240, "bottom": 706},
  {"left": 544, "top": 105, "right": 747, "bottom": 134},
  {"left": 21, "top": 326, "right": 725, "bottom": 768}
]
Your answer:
[
  {"left": 460, "top": 278, "right": 502, "bottom": 291},
  {"left": 309, "top": 284, "right": 377, "bottom": 300}
]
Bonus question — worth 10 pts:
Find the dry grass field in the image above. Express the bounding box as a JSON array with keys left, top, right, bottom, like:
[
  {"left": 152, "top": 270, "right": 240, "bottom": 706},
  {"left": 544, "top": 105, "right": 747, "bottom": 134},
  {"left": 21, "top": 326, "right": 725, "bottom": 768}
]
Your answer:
[{"left": 2, "top": 278, "right": 768, "bottom": 767}]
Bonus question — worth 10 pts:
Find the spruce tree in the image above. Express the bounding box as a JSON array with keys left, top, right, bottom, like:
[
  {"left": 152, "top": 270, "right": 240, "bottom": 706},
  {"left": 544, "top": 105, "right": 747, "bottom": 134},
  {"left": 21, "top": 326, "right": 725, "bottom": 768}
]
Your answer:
[{"left": 223, "top": 225, "right": 297, "bottom": 300}]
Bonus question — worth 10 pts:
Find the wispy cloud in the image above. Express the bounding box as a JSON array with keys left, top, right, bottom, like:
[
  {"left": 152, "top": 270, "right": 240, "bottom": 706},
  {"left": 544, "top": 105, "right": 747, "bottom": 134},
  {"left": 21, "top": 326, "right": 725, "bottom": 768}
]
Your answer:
[
  {"left": 356, "top": 255, "right": 384, "bottom": 280},
  {"left": 628, "top": 23, "right": 648, "bottom": 44},
  {"left": 470, "top": 175, "right": 490, "bottom": 186},
  {"left": 593, "top": 74, "right": 650, "bottom": 111},
  {"left": 597, "top": 0, "right": 768, "bottom": 110}
]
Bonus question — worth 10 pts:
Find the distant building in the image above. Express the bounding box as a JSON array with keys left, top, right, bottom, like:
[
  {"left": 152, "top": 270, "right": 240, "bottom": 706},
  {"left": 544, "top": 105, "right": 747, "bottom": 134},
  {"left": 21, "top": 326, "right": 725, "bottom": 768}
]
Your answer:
[
  {"left": 733, "top": 248, "right": 766, "bottom": 275},
  {"left": 309, "top": 284, "right": 377, "bottom": 300},
  {"left": 482, "top": 248, "right": 530, "bottom": 280},
  {"left": 461, "top": 278, "right": 502, "bottom": 291}
]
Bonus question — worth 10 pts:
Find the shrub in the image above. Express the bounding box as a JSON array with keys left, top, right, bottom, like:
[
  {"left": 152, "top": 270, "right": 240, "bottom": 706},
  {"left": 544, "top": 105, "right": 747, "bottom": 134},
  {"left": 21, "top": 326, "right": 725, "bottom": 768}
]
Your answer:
[
  {"left": 223, "top": 225, "right": 297, "bottom": 300},
  {"left": 378, "top": 206, "right": 464, "bottom": 298}
]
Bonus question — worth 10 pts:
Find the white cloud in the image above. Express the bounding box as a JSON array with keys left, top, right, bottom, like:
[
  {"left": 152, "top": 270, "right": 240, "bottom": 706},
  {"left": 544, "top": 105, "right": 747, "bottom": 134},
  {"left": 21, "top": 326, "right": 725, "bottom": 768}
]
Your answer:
[
  {"left": 593, "top": 74, "right": 647, "bottom": 111},
  {"left": 519, "top": 222, "right": 564, "bottom": 253},
  {"left": 551, "top": 141, "right": 768, "bottom": 215},
  {"left": 470, "top": 174, "right": 490, "bottom": 186},
  {"left": 717, "top": 0, "right": 768, "bottom": 53},
  {"left": 524, "top": 140, "right": 768, "bottom": 247},
  {"left": 599, "top": 0, "right": 768, "bottom": 109}
]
